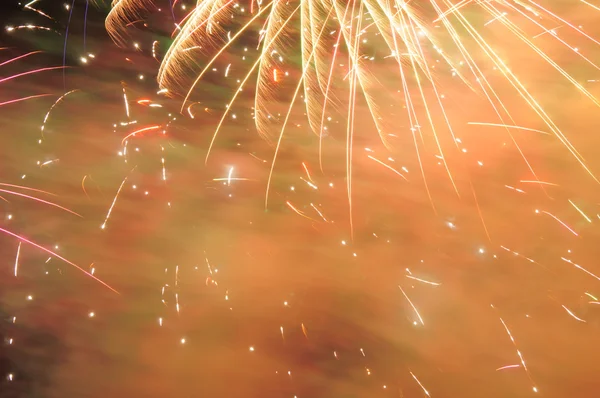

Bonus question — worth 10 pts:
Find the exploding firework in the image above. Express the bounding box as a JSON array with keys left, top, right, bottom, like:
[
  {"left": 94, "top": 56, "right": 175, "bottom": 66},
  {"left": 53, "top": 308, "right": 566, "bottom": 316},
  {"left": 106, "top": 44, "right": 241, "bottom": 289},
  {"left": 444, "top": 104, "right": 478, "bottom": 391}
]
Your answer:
[
  {"left": 3, "top": 1, "right": 600, "bottom": 397},
  {"left": 105, "top": 0, "right": 600, "bottom": 235}
]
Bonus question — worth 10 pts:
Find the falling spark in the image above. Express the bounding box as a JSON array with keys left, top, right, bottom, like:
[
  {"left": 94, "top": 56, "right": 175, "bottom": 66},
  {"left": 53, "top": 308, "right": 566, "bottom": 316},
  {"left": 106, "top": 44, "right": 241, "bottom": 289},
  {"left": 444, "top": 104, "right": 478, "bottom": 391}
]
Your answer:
[
  {"left": 498, "top": 316, "right": 537, "bottom": 392},
  {"left": 122, "top": 84, "right": 130, "bottom": 119},
  {"left": 0, "top": 188, "right": 81, "bottom": 217},
  {"left": 410, "top": 371, "right": 431, "bottom": 397},
  {"left": 82, "top": 175, "right": 90, "bottom": 199},
  {"left": 535, "top": 209, "right": 578, "bottom": 236},
  {"left": 0, "top": 227, "right": 118, "bottom": 293},
  {"left": 227, "top": 167, "right": 234, "bottom": 186},
  {"left": 520, "top": 180, "right": 559, "bottom": 186},
  {"left": 286, "top": 201, "right": 318, "bottom": 222},
  {"left": 467, "top": 122, "right": 550, "bottom": 135},
  {"left": 367, "top": 155, "right": 408, "bottom": 181},
  {"left": 496, "top": 364, "right": 521, "bottom": 371},
  {"left": 561, "top": 257, "right": 600, "bottom": 282},
  {"left": 561, "top": 305, "right": 586, "bottom": 323},
  {"left": 399, "top": 286, "right": 424, "bottom": 325},
  {"left": 14, "top": 242, "right": 21, "bottom": 277},
  {"left": 568, "top": 199, "right": 592, "bottom": 223},
  {"left": 406, "top": 275, "right": 441, "bottom": 286},
  {"left": 40, "top": 89, "right": 78, "bottom": 134},
  {"left": 121, "top": 125, "right": 162, "bottom": 145},
  {"left": 101, "top": 176, "right": 128, "bottom": 230},
  {"left": 301, "top": 162, "right": 314, "bottom": 182},
  {"left": 0, "top": 94, "right": 52, "bottom": 107}
]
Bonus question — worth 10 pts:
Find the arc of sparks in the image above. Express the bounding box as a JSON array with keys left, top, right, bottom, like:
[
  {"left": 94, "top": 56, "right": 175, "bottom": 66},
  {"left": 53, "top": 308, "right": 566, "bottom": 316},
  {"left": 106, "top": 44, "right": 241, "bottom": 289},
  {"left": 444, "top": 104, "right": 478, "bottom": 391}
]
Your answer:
[{"left": 0, "top": 227, "right": 118, "bottom": 293}]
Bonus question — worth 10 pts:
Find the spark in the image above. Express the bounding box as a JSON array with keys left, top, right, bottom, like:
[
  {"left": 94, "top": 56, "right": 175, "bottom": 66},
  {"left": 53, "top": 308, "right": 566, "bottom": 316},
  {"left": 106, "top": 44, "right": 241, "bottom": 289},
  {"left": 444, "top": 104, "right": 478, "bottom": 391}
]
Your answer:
[
  {"left": 101, "top": 176, "right": 128, "bottom": 230},
  {"left": 585, "top": 292, "right": 598, "bottom": 301},
  {"left": 568, "top": 199, "right": 592, "bottom": 223},
  {"left": 0, "top": 227, "right": 118, "bottom": 293},
  {"left": 14, "top": 242, "right": 21, "bottom": 277},
  {"left": 406, "top": 275, "right": 440, "bottom": 286},
  {"left": 0, "top": 66, "right": 65, "bottom": 84},
  {"left": 496, "top": 364, "right": 520, "bottom": 371},
  {"left": 561, "top": 305, "right": 586, "bottom": 323},
  {"left": 301, "top": 162, "right": 314, "bottom": 183},
  {"left": 520, "top": 180, "right": 559, "bottom": 186},
  {"left": 286, "top": 201, "right": 318, "bottom": 222},
  {"left": 0, "top": 94, "right": 52, "bottom": 107},
  {"left": 498, "top": 316, "right": 537, "bottom": 392},
  {"left": 409, "top": 371, "right": 430, "bottom": 397},
  {"left": 561, "top": 257, "right": 600, "bottom": 282},
  {"left": 367, "top": 155, "right": 408, "bottom": 181},
  {"left": 309, "top": 203, "right": 328, "bottom": 222},
  {"left": 535, "top": 209, "right": 578, "bottom": 236},
  {"left": 122, "top": 84, "right": 130, "bottom": 119},
  {"left": 121, "top": 125, "right": 161, "bottom": 145},
  {"left": 399, "top": 285, "right": 424, "bottom": 325},
  {"left": 0, "top": 188, "right": 81, "bottom": 217},
  {"left": 467, "top": 122, "right": 551, "bottom": 135},
  {"left": 227, "top": 167, "right": 234, "bottom": 186},
  {"left": 82, "top": 175, "right": 90, "bottom": 199}
]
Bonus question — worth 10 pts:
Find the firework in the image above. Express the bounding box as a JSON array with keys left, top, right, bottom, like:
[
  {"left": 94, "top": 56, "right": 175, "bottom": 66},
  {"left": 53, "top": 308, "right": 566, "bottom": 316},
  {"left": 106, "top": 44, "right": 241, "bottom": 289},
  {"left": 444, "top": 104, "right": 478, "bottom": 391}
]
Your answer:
[
  {"left": 3, "top": 1, "right": 600, "bottom": 397},
  {"left": 105, "top": 1, "right": 600, "bottom": 236}
]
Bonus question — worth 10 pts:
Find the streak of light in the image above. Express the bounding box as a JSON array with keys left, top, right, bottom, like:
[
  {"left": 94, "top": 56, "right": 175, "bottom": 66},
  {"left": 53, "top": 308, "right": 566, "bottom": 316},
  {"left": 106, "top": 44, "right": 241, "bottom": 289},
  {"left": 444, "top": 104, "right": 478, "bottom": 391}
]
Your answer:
[
  {"left": 406, "top": 275, "right": 441, "bottom": 286},
  {"left": 561, "top": 305, "right": 586, "bottom": 323},
  {"left": 399, "top": 286, "right": 424, "bottom": 325},
  {"left": 300, "top": 177, "right": 318, "bottom": 189},
  {"left": 498, "top": 316, "right": 537, "bottom": 392},
  {"left": 0, "top": 94, "right": 52, "bottom": 107},
  {"left": 496, "top": 364, "right": 521, "bottom": 371},
  {"left": 227, "top": 167, "right": 234, "bottom": 186},
  {"left": 286, "top": 201, "right": 318, "bottom": 222},
  {"left": 581, "top": 0, "right": 600, "bottom": 12},
  {"left": 14, "top": 242, "right": 21, "bottom": 277},
  {"left": 568, "top": 199, "right": 592, "bottom": 223},
  {"left": 101, "top": 176, "right": 128, "bottom": 230},
  {"left": 0, "top": 66, "right": 65, "bottom": 84},
  {"left": 82, "top": 175, "right": 90, "bottom": 199},
  {"left": 535, "top": 209, "right": 578, "bottom": 236},
  {"left": 309, "top": 203, "right": 328, "bottom": 222},
  {"left": 301, "top": 323, "right": 308, "bottom": 339},
  {"left": 249, "top": 153, "right": 267, "bottom": 163},
  {"left": 0, "top": 51, "right": 42, "bottom": 67},
  {"left": 0, "top": 183, "right": 56, "bottom": 196},
  {"left": 520, "top": 180, "right": 559, "bottom": 186},
  {"left": 500, "top": 246, "right": 540, "bottom": 266},
  {"left": 121, "top": 125, "right": 161, "bottom": 145},
  {"left": 122, "top": 84, "right": 130, "bottom": 119},
  {"left": 0, "top": 227, "right": 118, "bottom": 293},
  {"left": 301, "top": 162, "right": 314, "bottom": 182},
  {"left": 409, "top": 371, "right": 430, "bottom": 397},
  {"left": 40, "top": 89, "right": 77, "bottom": 135},
  {"left": 585, "top": 292, "right": 598, "bottom": 301},
  {"left": 505, "top": 185, "right": 526, "bottom": 193},
  {"left": 367, "top": 155, "right": 408, "bottom": 180},
  {"left": 0, "top": 188, "right": 81, "bottom": 217},
  {"left": 562, "top": 257, "right": 600, "bottom": 282}
]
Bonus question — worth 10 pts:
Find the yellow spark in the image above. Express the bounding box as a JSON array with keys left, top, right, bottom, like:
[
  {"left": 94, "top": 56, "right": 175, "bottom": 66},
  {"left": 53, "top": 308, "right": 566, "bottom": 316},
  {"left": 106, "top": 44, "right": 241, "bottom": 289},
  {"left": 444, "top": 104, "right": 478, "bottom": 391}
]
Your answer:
[
  {"left": 568, "top": 199, "right": 592, "bottom": 223},
  {"left": 561, "top": 305, "right": 586, "bottom": 323},
  {"left": 399, "top": 285, "right": 424, "bottom": 325}
]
